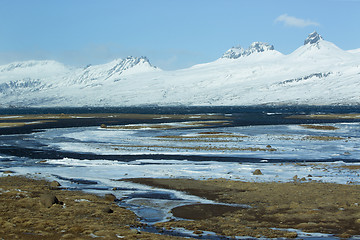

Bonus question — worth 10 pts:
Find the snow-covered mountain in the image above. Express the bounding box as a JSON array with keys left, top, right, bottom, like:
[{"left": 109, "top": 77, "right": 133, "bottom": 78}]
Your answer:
[
  {"left": 221, "top": 42, "right": 276, "bottom": 59},
  {"left": 1, "top": 32, "right": 360, "bottom": 107}
]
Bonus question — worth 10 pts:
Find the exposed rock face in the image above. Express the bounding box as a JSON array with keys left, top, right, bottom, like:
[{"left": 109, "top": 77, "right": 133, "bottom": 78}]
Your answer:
[
  {"left": 253, "top": 169, "right": 263, "bottom": 175},
  {"left": 222, "top": 42, "right": 274, "bottom": 59},
  {"left": 304, "top": 31, "right": 323, "bottom": 45},
  {"left": 40, "top": 193, "right": 59, "bottom": 208},
  {"left": 103, "top": 207, "right": 114, "bottom": 213},
  {"left": 247, "top": 42, "right": 274, "bottom": 54},
  {"left": 49, "top": 180, "right": 61, "bottom": 190},
  {"left": 104, "top": 193, "right": 116, "bottom": 202},
  {"left": 221, "top": 45, "right": 246, "bottom": 59}
]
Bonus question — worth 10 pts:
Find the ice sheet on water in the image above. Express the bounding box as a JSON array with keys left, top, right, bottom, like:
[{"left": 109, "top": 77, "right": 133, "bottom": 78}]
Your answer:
[
  {"left": 31, "top": 122, "right": 360, "bottom": 161},
  {"left": 7, "top": 157, "right": 358, "bottom": 185}
]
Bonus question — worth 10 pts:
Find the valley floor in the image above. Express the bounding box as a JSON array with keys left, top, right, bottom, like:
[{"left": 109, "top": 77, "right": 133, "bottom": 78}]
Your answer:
[
  {"left": 129, "top": 177, "right": 360, "bottom": 239},
  {"left": 0, "top": 176, "right": 186, "bottom": 240},
  {"left": 1, "top": 109, "right": 360, "bottom": 239},
  {"left": 1, "top": 175, "right": 360, "bottom": 239}
]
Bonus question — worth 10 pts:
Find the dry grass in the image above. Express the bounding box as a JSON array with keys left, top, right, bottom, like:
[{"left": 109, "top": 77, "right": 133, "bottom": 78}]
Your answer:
[
  {"left": 300, "top": 124, "right": 339, "bottom": 130},
  {"left": 129, "top": 178, "right": 360, "bottom": 239},
  {"left": 0, "top": 120, "right": 55, "bottom": 128},
  {"left": 0, "top": 122, "right": 28, "bottom": 128},
  {"left": 156, "top": 133, "right": 248, "bottom": 143},
  {"left": 110, "top": 144, "right": 276, "bottom": 152},
  {"left": 303, "top": 135, "right": 345, "bottom": 141},
  {"left": 157, "top": 138, "right": 243, "bottom": 143},
  {"left": 287, "top": 113, "right": 360, "bottom": 119},
  {"left": 183, "top": 120, "right": 231, "bottom": 126},
  {"left": 337, "top": 165, "right": 360, "bottom": 170},
  {"left": 101, "top": 120, "right": 232, "bottom": 130},
  {"left": 0, "top": 176, "right": 186, "bottom": 240},
  {"left": 158, "top": 132, "right": 248, "bottom": 139},
  {"left": 102, "top": 124, "right": 175, "bottom": 130}
]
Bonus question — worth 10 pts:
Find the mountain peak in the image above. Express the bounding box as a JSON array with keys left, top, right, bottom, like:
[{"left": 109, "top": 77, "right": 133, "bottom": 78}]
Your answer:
[
  {"left": 247, "top": 42, "right": 274, "bottom": 54},
  {"left": 222, "top": 42, "right": 275, "bottom": 59},
  {"left": 304, "top": 31, "right": 323, "bottom": 45},
  {"left": 221, "top": 46, "right": 246, "bottom": 59}
]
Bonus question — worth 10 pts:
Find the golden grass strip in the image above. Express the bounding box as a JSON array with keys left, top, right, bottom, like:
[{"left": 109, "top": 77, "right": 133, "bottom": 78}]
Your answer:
[
  {"left": 300, "top": 124, "right": 339, "bottom": 130},
  {"left": 110, "top": 144, "right": 276, "bottom": 152},
  {"left": 303, "top": 135, "right": 344, "bottom": 141},
  {"left": 287, "top": 113, "right": 360, "bottom": 119}
]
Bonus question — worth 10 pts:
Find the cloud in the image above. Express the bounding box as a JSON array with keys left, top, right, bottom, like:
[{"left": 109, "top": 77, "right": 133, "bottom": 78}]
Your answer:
[{"left": 275, "top": 14, "right": 320, "bottom": 28}]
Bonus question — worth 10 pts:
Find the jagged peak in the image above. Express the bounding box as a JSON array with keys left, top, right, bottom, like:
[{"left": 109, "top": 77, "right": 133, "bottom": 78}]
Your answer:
[
  {"left": 247, "top": 42, "right": 275, "bottom": 54},
  {"left": 304, "top": 31, "right": 323, "bottom": 45},
  {"left": 222, "top": 42, "right": 275, "bottom": 59},
  {"left": 221, "top": 46, "right": 246, "bottom": 59},
  {"left": 109, "top": 56, "right": 155, "bottom": 68}
]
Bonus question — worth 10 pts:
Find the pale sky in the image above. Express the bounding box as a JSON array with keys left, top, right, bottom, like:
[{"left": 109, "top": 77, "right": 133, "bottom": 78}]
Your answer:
[{"left": 0, "top": 0, "right": 359, "bottom": 70}]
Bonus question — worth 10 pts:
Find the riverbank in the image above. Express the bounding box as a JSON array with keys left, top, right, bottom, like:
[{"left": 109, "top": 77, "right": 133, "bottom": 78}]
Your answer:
[
  {"left": 1, "top": 108, "right": 360, "bottom": 239},
  {"left": 2, "top": 175, "right": 360, "bottom": 239},
  {"left": 0, "top": 176, "right": 187, "bottom": 240},
  {"left": 127, "top": 178, "right": 360, "bottom": 239}
]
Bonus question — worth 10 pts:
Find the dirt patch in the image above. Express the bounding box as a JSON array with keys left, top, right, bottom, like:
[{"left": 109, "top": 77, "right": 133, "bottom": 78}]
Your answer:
[
  {"left": 0, "top": 176, "right": 188, "bottom": 240},
  {"left": 172, "top": 204, "right": 243, "bottom": 220},
  {"left": 127, "top": 178, "right": 360, "bottom": 239}
]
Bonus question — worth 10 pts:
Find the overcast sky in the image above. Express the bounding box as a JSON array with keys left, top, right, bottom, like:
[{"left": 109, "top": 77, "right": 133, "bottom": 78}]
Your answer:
[{"left": 0, "top": 0, "right": 359, "bottom": 70}]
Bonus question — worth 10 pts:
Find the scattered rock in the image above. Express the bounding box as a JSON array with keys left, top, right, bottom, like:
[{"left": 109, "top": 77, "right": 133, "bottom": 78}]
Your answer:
[
  {"left": 49, "top": 181, "right": 61, "bottom": 190},
  {"left": 283, "top": 231, "right": 298, "bottom": 238},
  {"left": 103, "top": 207, "right": 114, "bottom": 213},
  {"left": 3, "top": 170, "right": 14, "bottom": 174},
  {"left": 40, "top": 193, "right": 59, "bottom": 208},
  {"left": 61, "top": 233, "right": 75, "bottom": 239},
  {"left": 193, "top": 230, "right": 203, "bottom": 235},
  {"left": 130, "top": 229, "right": 141, "bottom": 234},
  {"left": 338, "top": 233, "right": 352, "bottom": 239},
  {"left": 100, "top": 124, "right": 107, "bottom": 128},
  {"left": 293, "top": 175, "right": 298, "bottom": 181},
  {"left": 253, "top": 169, "right": 263, "bottom": 175},
  {"left": 104, "top": 193, "right": 116, "bottom": 202},
  {"left": 266, "top": 145, "right": 272, "bottom": 148}
]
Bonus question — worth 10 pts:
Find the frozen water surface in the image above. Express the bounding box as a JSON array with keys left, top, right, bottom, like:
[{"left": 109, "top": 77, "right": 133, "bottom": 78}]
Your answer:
[
  {"left": 31, "top": 122, "right": 360, "bottom": 160},
  {"left": 1, "top": 115, "right": 360, "bottom": 239}
]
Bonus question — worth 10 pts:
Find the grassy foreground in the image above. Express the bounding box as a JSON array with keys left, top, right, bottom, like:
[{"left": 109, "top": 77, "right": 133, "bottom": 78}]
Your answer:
[
  {"left": 128, "top": 178, "right": 360, "bottom": 239},
  {"left": 2, "top": 175, "right": 360, "bottom": 239},
  {"left": 0, "top": 176, "right": 187, "bottom": 240}
]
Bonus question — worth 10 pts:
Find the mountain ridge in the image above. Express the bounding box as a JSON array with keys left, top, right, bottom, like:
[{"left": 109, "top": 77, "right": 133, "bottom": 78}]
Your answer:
[{"left": 1, "top": 32, "right": 360, "bottom": 107}]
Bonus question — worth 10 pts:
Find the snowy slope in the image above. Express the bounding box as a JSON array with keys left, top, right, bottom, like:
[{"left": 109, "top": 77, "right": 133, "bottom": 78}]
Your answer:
[{"left": 1, "top": 32, "right": 360, "bottom": 107}]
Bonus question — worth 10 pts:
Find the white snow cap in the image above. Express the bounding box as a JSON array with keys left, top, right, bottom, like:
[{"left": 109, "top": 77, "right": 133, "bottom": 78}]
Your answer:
[
  {"left": 221, "top": 45, "right": 246, "bottom": 59},
  {"left": 222, "top": 42, "right": 274, "bottom": 59},
  {"left": 247, "top": 42, "right": 274, "bottom": 54},
  {"left": 304, "top": 31, "right": 323, "bottom": 45}
]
